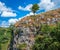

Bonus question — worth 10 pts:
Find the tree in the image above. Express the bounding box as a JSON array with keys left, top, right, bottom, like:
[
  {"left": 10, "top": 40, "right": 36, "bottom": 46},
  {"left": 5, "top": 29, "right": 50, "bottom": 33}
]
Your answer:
[{"left": 31, "top": 4, "right": 39, "bottom": 16}]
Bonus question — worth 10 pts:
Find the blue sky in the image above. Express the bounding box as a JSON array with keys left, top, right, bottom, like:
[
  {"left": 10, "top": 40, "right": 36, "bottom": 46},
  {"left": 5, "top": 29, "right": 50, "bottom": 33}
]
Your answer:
[{"left": 0, "top": 0, "right": 60, "bottom": 27}]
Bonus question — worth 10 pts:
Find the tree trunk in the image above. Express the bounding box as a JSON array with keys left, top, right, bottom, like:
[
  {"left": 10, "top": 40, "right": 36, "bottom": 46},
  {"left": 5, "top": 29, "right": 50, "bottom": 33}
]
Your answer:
[{"left": 34, "top": 13, "right": 35, "bottom": 17}]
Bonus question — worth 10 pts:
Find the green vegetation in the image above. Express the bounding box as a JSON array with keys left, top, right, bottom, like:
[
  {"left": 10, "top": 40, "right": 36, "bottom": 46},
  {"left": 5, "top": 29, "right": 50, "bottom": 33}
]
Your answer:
[
  {"left": 0, "top": 27, "right": 11, "bottom": 50},
  {"left": 0, "top": 19, "right": 60, "bottom": 50},
  {"left": 18, "top": 43, "right": 27, "bottom": 50},
  {"left": 0, "top": 24, "right": 21, "bottom": 50},
  {"left": 32, "top": 23, "right": 60, "bottom": 50},
  {"left": 31, "top": 4, "right": 39, "bottom": 16}
]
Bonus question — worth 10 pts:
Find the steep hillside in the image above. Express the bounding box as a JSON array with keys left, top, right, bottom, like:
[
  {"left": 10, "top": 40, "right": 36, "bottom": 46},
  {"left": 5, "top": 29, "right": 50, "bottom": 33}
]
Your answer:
[
  {"left": 14, "top": 8, "right": 60, "bottom": 50},
  {"left": 15, "top": 8, "right": 60, "bottom": 27}
]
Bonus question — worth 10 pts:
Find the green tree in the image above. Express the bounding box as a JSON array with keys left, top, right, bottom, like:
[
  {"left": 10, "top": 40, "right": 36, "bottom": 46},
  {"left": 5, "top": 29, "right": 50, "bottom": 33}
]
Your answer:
[{"left": 31, "top": 4, "right": 39, "bottom": 16}]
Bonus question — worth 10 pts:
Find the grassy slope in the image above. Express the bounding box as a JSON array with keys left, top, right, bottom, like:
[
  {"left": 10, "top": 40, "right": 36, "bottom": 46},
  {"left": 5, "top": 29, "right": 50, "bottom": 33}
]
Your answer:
[{"left": 0, "top": 27, "right": 11, "bottom": 50}]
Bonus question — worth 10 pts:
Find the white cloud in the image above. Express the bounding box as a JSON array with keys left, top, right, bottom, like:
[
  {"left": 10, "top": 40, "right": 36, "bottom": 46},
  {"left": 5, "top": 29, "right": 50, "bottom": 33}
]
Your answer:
[
  {"left": 25, "top": 12, "right": 34, "bottom": 16},
  {"left": 0, "top": 2, "right": 17, "bottom": 17},
  {"left": 52, "top": 0, "right": 60, "bottom": 9},
  {"left": 38, "top": 0, "right": 55, "bottom": 11},
  {"left": 0, "top": 2, "right": 12, "bottom": 12},
  {"left": 18, "top": 4, "right": 33, "bottom": 11},
  {"left": 1, "top": 11, "right": 17, "bottom": 17},
  {"left": 0, "top": 18, "right": 19, "bottom": 27},
  {"left": 52, "top": 0, "right": 60, "bottom": 5},
  {"left": 8, "top": 19, "right": 18, "bottom": 24},
  {"left": 19, "top": 18, "right": 22, "bottom": 20},
  {"left": 22, "top": 12, "right": 34, "bottom": 18}
]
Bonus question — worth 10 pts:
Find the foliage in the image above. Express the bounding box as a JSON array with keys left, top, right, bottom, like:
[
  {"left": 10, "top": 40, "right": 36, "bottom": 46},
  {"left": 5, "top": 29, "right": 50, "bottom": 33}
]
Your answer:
[
  {"left": 47, "top": 42, "right": 60, "bottom": 50},
  {"left": 41, "top": 24, "right": 51, "bottom": 35},
  {"left": 32, "top": 23, "right": 60, "bottom": 50},
  {"left": 18, "top": 43, "right": 27, "bottom": 50},
  {"left": 0, "top": 27, "right": 11, "bottom": 50},
  {"left": 31, "top": 4, "right": 39, "bottom": 15}
]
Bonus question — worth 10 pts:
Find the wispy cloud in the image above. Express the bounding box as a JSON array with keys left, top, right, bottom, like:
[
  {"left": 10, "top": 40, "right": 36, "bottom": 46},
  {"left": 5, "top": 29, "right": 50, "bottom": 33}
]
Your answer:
[
  {"left": 18, "top": 4, "right": 33, "bottom": 11},
  {"left": 1, "top": 11, "right": 17, "bottom": 17},
  {"left": 38, "top": 0, "right": 55, "bottom": 11},
  {"left": 52, "top": 0, "right": 60, "bottom": 9},
  {"left": 8, "top": 18, "right": 18, "bottom": 24},
  {"left": 0, "top": 19, "right": 18, "bottom": 27},
  {"left": 0, "top": 2, "right": 17, "bottom": 17}
]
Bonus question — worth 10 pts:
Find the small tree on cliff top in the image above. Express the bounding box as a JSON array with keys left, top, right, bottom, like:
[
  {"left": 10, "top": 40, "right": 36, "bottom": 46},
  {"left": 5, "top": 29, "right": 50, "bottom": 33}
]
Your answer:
[{"left": 31, "top": 4, "right": 39, "bottom": 16}]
